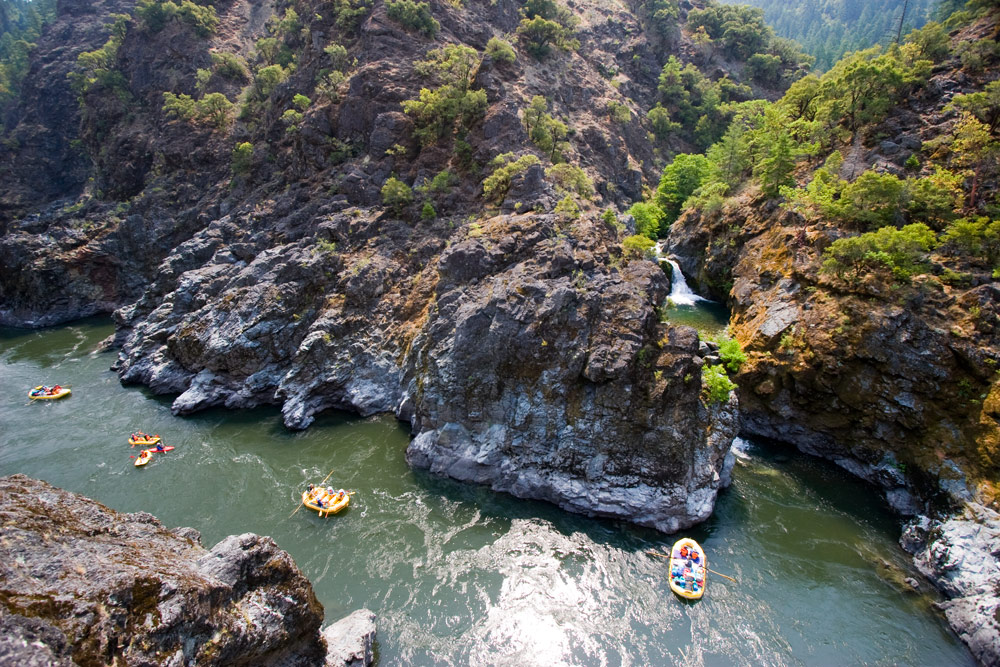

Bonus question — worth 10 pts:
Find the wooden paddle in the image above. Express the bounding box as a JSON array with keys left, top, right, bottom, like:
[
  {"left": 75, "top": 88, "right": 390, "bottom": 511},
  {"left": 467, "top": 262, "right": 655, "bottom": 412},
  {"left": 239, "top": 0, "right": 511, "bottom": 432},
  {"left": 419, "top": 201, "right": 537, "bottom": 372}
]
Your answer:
[
  {"left": 288, "top": 469, "right": 337, "bottom": 519},
  {"left": 646, "top": 550, "right": 738, "bottom": 583}
]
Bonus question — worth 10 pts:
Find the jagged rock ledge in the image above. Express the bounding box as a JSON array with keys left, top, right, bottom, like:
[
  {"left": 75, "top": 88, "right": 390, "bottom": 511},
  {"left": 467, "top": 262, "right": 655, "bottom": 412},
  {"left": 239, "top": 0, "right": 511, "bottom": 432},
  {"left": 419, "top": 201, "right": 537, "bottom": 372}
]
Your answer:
[
  {"left": 902, "top": 505, "right": 1000, "bottom": 667},
  {"left": 0, "top": 474, "right": 374, "bottom": 667}
]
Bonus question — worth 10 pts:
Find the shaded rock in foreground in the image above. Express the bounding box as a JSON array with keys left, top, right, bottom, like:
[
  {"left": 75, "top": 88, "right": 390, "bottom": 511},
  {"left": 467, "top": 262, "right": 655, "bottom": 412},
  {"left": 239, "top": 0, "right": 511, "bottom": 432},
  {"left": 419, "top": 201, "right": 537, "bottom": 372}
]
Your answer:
[{"left": 0, "top": 474, "right": 327, "bottom": 666}]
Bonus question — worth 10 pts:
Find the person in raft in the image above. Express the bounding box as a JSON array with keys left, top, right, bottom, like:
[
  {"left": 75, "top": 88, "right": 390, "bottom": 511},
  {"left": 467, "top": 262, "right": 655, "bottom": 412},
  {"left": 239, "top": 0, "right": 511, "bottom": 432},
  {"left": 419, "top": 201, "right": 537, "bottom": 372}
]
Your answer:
[
  {"left": 689, "top": 549, "right": 701, "bottom": 565},
  {"left": 679, "top": 545, "right": 690, "bottom": 559},
  {"left": 151, "top": 443, "right": 166, "bottom": 452}
]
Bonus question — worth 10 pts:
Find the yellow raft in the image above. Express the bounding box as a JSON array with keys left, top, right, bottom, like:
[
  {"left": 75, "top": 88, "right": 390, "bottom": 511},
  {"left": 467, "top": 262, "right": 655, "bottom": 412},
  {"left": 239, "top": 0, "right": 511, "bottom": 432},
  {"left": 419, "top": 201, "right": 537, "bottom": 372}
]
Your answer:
[
  {"left": 668, "top": 537, "right": 707, "bottom": 600},
  {"left": 129, "top": 433, "right": 161, "bottom": 447},
  {"left": 301, "top": 488, "right": 350, "bottom": 517},
  {"left": 29, "top": 385, "right": 71, "bottom": 400},
  {"left": 134, "top": 449, "right": 153, "bottom": 467}
]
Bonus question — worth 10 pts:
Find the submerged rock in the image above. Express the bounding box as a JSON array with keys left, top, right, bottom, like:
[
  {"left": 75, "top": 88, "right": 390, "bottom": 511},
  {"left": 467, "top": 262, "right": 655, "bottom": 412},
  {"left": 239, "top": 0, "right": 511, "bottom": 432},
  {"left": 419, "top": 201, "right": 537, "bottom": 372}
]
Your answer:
[{"left": 0, "top": 474, "right": 367, "bottom": 666}]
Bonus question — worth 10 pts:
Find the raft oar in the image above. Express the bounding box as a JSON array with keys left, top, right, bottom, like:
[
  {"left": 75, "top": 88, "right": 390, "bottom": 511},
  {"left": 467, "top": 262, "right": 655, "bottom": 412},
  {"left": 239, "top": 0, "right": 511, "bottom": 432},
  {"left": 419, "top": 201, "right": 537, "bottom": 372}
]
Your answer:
[
  {"left": 646, "top": 550, "right": 738, "bottom": 583},
  {"left": 288, "top": 469, "right": 337, "bottom": 519}
]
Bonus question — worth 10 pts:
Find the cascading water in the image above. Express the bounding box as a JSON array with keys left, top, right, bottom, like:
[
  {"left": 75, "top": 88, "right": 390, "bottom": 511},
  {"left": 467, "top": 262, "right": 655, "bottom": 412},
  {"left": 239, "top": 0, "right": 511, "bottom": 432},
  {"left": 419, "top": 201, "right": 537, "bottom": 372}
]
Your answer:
[
  {"left": 654, "top": 242, "right": 729, "bottom": 335},
  {"left": 654, "top": 241, "right": 707, "bottom": 305},
  {"left": 664, "top": 258, "right": 704, "bottom": 306}
]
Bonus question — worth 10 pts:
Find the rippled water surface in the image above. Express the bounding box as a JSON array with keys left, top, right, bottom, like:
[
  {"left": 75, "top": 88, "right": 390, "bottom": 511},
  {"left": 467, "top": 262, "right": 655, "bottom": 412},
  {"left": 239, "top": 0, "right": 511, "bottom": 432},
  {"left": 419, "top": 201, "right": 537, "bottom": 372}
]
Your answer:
[{"left": 0, "top": 319, "right": 973, "bottom": 665}]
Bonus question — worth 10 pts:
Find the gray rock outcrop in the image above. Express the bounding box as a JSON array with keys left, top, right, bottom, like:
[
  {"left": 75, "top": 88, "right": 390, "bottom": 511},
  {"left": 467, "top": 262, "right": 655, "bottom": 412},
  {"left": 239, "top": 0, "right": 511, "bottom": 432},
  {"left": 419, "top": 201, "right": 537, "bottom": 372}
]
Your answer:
[
  {"left": 322, "top": 609, "right": 376, "bottom": 667},
  {"left": 0, "top": 474, "right": 329, "bottom": 666},
  {"left": 904, "top": 505, "right": 1000, "bottom": 667},
  {"left": 111, "top": 210, "right": 739, "bottom": 532}
]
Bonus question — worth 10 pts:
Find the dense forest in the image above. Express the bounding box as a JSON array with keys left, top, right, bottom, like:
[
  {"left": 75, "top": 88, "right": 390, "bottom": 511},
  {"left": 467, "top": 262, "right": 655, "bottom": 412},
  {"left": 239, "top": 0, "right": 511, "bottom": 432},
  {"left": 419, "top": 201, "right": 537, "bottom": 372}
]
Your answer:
[{"left": 719, "top": 0, "right": 938, "bottom": 70}]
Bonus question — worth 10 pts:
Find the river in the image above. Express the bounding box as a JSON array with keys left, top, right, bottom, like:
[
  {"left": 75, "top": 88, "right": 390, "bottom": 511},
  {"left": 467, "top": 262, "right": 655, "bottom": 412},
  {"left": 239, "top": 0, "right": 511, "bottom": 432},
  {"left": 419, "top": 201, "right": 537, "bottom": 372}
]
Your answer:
[{"left": 0, "top": 318, "right": 973, "bottom": 665}]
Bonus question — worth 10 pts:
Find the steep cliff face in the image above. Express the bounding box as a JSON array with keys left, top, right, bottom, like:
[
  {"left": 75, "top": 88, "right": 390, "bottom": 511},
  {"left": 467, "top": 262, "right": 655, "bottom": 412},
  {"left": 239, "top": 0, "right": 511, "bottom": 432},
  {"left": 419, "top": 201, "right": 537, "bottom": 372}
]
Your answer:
[
  {"left": 667, "top": 12, "right": 1000, "bottom": 513},
  {"left": 665, "top": 11, "right": 1000, "bottom": 662},
  {"left": 0, "top": 474, "right": 328, "bottom": 666}
]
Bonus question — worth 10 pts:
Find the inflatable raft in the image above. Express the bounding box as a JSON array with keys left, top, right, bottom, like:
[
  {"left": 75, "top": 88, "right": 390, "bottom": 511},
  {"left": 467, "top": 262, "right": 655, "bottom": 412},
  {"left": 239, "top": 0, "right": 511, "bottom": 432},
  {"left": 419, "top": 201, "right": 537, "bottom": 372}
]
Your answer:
[
  {"left": 129, "top": 433, "right": 161, "bottom": 447},
  {"left": 29, "top": 385, "right": 70, "bottom": 400},
  {"left": 301, "top": 487, "right": 350, "bottom": 517},
  {"left": 668, "top": 537, "right": 706, "bottom": 600},
  {"left": 134, "top": 450, "right": 153, "bottom": 467}
]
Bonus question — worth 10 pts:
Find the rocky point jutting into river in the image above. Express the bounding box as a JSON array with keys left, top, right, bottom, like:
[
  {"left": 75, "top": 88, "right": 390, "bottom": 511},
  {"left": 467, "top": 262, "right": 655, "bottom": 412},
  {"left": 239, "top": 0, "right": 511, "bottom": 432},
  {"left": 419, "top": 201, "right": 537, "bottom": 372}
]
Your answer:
[{"left": 0, "top": 474, "right": 375, "bottom": 666}]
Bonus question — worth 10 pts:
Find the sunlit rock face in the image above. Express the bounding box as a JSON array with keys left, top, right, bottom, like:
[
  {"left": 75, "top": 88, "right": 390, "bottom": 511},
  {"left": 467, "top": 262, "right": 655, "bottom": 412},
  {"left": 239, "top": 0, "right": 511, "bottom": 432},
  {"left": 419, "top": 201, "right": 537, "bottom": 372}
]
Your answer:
[
  {"left": 904, "top": 507, "right": 1000, "bottom": 667},
  {"left": 0, "top": 474, "right": 327, "bottom": 666},
  {"left": 112, "top": 209, "right": 739, "bottom": 532}
]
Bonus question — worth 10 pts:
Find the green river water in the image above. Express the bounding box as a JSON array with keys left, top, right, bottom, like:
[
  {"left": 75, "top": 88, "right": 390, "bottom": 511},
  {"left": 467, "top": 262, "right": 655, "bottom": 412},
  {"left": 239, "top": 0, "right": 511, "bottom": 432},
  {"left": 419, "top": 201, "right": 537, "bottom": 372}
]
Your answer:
[{"left": 0, "top": 318, "right": 974, "bottom": 665}]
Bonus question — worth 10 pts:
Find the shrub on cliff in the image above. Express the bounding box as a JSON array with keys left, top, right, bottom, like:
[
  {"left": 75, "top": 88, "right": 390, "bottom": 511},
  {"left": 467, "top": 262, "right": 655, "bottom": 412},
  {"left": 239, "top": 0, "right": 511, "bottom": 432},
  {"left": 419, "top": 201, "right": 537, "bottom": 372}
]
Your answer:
[
  {"left": 210, "top": 52, "right": 249, "bottom": 82},
  {"left": 162, "top": 91, "right": 233, "bottom": 128},
  {"left": 231, "top": 142, "right": 253, "bottom": 176},
  {"left": 482, "top": 153, "right": 540, "bottom": 203},
  {"left": 702, "top": 364, "right": 736, "bottom": 404},
  {"left": 386, "top": 0, "right": 439, "bottom": 38},
  {"left": 136, "top": 0, "right": 219, "bottom": 37},
  {"left": 820, "top": 223, "right": 937, "bottom": 285},
  {"left": 523, "top": 96, "right": 569, "bottom": 162},
  {"left": 941, "top": 216, "right": 1000, "bottom": 265},
  {"left": 517, "top": 0, "right": 579, "bottom": 58},
  {"left": 546, "top": 164, "right": 592, "bottom": 199},
  {"left": 714, "top": 336, "right": 747, "bottom": 372},
  {"left": 381, "top": 176, "right": 413, "bottom": 214},
  {"left": 402, "top": 45, "right": 487, "bottom": 146},
  {"left": 485, "top": 37, "right": 516, "bottom": 64},
  {"left": 621, "top": 234, "right": 656, "bottom": 260}
]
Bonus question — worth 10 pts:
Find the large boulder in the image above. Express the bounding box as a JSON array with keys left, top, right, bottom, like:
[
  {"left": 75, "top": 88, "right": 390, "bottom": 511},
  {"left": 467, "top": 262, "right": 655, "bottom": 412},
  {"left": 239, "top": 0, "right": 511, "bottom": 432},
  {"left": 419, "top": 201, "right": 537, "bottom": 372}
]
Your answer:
[{"left": 0, "top": 474, "right": 327, "bottom": 666}]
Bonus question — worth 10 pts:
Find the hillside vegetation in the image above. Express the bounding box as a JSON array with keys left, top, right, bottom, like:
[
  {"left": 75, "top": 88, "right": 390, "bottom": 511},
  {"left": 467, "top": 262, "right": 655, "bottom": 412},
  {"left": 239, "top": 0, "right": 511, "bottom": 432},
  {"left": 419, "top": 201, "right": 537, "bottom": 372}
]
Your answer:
[{"left": 659, "top": 0, "right": 1000, "bottom": 504}]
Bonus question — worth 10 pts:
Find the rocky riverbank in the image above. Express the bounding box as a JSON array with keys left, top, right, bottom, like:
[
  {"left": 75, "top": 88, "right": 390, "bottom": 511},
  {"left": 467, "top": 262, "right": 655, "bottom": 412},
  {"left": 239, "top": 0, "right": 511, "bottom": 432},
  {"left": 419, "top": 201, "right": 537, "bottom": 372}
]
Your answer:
[
  {"left": 904, "top": 505, "right": 1000, "bottom": 667},
  {"left": 0, "top": 474, "right": 374, "bottom": 666}
]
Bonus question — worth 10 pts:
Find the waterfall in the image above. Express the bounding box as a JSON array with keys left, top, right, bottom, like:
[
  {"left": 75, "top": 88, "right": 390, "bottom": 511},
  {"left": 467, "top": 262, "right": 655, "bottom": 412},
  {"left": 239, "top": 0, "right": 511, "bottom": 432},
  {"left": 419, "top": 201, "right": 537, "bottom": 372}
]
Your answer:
[
  {"left": 665, "top": 258, "right": 705, "bottom": 305},
  {"left": 654, "top": 242, "right": 709, "bottom": 305}
]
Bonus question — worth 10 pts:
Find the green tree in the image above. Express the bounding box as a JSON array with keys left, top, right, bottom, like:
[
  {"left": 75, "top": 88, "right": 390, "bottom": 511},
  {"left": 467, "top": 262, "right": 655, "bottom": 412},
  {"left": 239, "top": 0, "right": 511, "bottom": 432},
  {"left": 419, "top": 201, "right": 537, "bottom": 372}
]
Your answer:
[
  {"left": 654, "top": 154, "right": 717, "bottom": 224},
  {"left": 622, "top": 234, "right": 656, "bottom": 260},
  {"left": 755, "top": 130, "right": 796, "bottom": 197},
  {"left": 951, "top": 81, "right": 1000, "bottom": 135},
  {"left": 254, "top": 64, "right": 287, "bottom": 97},
  {"left": 402, "top": 45, "right": 487, "bottom": 146},
  {"left": 231, "top": 142, "right": 253, "bottom": 175},
  {"left": 627, "top": 202, "right": 665, "bottom": 239},
  {"left": 485, "top": 37, "right": 516, "bottom": 64},
  {"left": 386, "top": 0, "right": 438, "bottom": 37},
  {"left": 546, "top": 163, "right": 593, "bottom": 198},
  {"left": 950, "top": 112, "right": 999, "bottom": 209},
  {"left": 197, "top": 92, "right": 233, "bottom": 127},
  {"left": 482, "top": 153, "right": 540, "bottom": 203},
  {"left": 381, "top": 176, "right": 414, "bottom": 213},
  {"left": 821, "top": 223, "right": 937, "bottom": 284},
  {"left": 522, "top": 95, "right": 569, "bottom": 162},
  {"left": 647, "top": 104, "right": 679, "bottom": 141},
  {"left": 941, "top": 217, "right": 1000, "bottom": 264}
]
